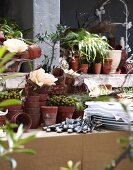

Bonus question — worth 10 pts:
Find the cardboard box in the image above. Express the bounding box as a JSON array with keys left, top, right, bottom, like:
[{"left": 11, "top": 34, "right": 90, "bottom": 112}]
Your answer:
[{"left": 1, "top": 131, "right": 133, "bottom": 170}]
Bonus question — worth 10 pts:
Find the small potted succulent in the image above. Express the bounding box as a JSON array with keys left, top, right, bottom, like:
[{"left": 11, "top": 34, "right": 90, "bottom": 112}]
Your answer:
[
  {"left": 73, "top": 99, "right": 85, "bottom": 119},
  {"left": 48, "top": 95, "right": 76, "bottom": 123}
]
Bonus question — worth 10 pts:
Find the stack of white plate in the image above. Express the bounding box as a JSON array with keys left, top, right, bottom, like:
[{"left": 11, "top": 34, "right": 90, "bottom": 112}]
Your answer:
[
  {"left": 84, "top": 101, "right": 133, "bottom": 131},
  {"left": 92, "top": 115, "right": 133, "bottom": 131}
]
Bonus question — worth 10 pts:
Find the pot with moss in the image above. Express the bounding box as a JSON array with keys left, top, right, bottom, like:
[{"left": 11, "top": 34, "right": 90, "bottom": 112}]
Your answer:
[{"left": 48, "top": 95, "right": 76, "bottom": 123}]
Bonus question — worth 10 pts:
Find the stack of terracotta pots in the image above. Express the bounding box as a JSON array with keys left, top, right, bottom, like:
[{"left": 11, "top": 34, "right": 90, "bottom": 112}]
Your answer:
[
  {"left": 51, "top": 68, "right": 66, "bottom": 95},
  {"left": 24, "top": 95, "right": 41, "bottom": 129}
]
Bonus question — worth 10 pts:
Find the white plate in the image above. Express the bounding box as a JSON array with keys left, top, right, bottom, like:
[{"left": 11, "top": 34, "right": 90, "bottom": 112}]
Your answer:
[
  {"left": 93, "top": 118, "right": 133, "bottom": 125},
  {"left": 103, "top": 123, "right": 133, "bottom": 131},
  {"left": 93, "top": 115, "right": 132, "bottom": 123}
]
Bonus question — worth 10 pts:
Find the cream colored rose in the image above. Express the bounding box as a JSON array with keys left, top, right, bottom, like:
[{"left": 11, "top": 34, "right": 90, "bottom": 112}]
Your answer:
[
  {"left": 3, "top": 38, "right": 28, "bottom": 53},
  {"left": 29, "top": 68, "right": 58, "bottom": 86}
]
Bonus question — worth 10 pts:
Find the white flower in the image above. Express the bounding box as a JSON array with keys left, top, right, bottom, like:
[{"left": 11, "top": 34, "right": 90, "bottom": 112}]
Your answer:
[
  {"left": 3, "top": 38, "right": 28, "bottom": 53},
  {"left": 29, "top": 68, "right": 58, "bottom": 86}
]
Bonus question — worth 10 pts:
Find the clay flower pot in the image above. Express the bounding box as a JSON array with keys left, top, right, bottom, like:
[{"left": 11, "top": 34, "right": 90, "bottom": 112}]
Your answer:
[
  {"left": 25, "top": 108, "right": 40, "bottom": 114},
  {"left": 41, "top": 106, "right": 58, "bottom": 126},
  {"left": 52, "top": 68, "right": 66, "bottom": 85},
  {"left": 69, "top": 56, "right": 79, "bottom": 72},
  {"left": 0, "top": 115, "right": 6, "bottom": 126},
  {"left": 102, "top": 58, "right": 113, "bottom": 74},
  {"left": 6, "top": 110, "right": 23, "bottom": 122},
  {"left": 39, "top": 101, "right": 47, "bottom": 107},
  {"left": 29, "top": 113, "right": 41, "bottom": 129},
  {"left": 28, "top": 44, "right": 41, "bottom": 59},
  {"left": 28, "top": 113, "right": 41, "bottom": 129},
  {"left": 57, "top": 106, "right": 75, "bottom": 123},
  {"left": 25, "top": 102, "right": 40, "bottom": 108},
  {"left": 38, "top": 93, "right": 49, "bottom": 102},
  {"left": 15, "top": 51, "right": 30, "bottom": 59},
  {"left": 0, "top": 31, "right": 5, "bottom": 43},
  {"left": 79, "top": 64, "right": 88, "bottom": 74},
  {"left": 9, "top": 112, "right": 32, "bottom": 131},
  {"left": 93, "top": 63, "right": 102, "bottom": 74},
  {"left": 5, "top": 104, "right": 22, "bottom": 111},
  {"left": 65, "top": 74, "right": 75, "bottom": 85},
  {"left": 120, "top": 63, "right": 133, "bottom": 74},
  {"left": 26, "top": 95, "right": 40, "bottom": 102}
]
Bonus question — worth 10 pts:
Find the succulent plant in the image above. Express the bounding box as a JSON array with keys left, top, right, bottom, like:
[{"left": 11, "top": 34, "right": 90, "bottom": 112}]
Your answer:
[
  {"left": 48, "top": 95, "right": 77, "bottom": 106},
  {"left": 0, "top": 88, "right": 22, "bottom": 100}
]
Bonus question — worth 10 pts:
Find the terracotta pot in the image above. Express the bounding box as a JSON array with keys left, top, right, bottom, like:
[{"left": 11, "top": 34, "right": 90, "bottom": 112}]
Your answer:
[
  {"left": 20, "top": 50, "right": 30, "bottom": 59},
  {"left": 50, "top": 84, "right": 66, "bottom": 95},
  {"left": 25, "top": 102, "right": 40, "bottom": 108},
  {"left": 26, "top": 95, "right": 40, "bottom": 102},
  {"left": 5, "top": 104, "right": 22, "bottom": 111},
  {"left": 79, "top": 64, "right": 88, "bottom": 74},
  {"left": 73, "top": 110, "right": 84, "bottom": 119},
  {"left": 65, "top": 74, "right": 75, "bottom": 85},
  {"left": 57, "top": 106, "right": 75, "bottom": 123},
  {"left": 0, "top": 31, "right": 5, "bottom": 43},
  {"left": 52, "top": 68, "right": 66, "bottom": 85},
  {"left": 41, "top": 106, "right": 58, "bottom": 126},
  {"left": 6, "top": 110, "right": 23, "bottom": 120},
  {"left": 29, "top": 113, "right": 41, "bottom": 129},
  {"left": 102, "top": 58, "right": 113, "bottom": 74},
  {"left": 121, "top": 63, "right": 133, "bottom": 74},
  {"left": 93, "top": 63, "right": 102, "bottom": 74},
  {"left": 69, "top": 56, "right": 79, "bottom": 72},
  {"left": 38, "top": 93, "right": 49, "bottom": 102},
  {"left": 25, "top": 108, "right": 40, "bottom": 114},
  {"left": 27, "top": 90, "right": 39, "bottom": 96},
  {"left": 36, "top": 86, "right": 49, "bottom": 94},
  {"left": 15, "top": 51, "right": 30, "bottom": 59},
  {"left": 0, "top": 116, "right": 6, "bottom": 126},
  {"left": 28, "top": 45, "right": 41, "bottom": 59},
  {"left": 39, "top": 101, "right": 47, "bottom": 107},
  {"left": 9, "top": 112, "right": 32, "bottom": 131}
]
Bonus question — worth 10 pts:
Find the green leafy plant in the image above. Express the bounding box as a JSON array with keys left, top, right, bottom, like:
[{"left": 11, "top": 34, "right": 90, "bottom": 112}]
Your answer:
[
  {"left": 62, "top": 29, "right": 110, "bottom": 63},
  {"left": 0, "top": 18, "right": 32, "bottom": 41},
  {"left": 60, "top": 160, "right": 81, "bottom": 170},
  {"left": 105, "top": 101, "right": 133, "bottom": 170},
  {"left": 36, "top": 24, "right": 67, "bottom": 72},
  {"left": 0, "top": 123, "right": 35, "bottom": 170},
  {"left": 0, "top": 46, "right": 36, "bottom": 169}
]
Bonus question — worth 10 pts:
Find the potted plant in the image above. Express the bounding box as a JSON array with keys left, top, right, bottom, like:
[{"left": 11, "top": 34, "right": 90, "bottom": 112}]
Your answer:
[
  {"left": 73, "top": 97, "right": 85, "bottom": 119},
  {"left": 61, "top": 29, "right": 110, "bottom": 73},
  {"left": 0, "top": 18, "right": 41, "bottom": 61},
  {"left": 48, "top": 95, "right": 76, "bottom": 123},
  {"left": 40, "top": 105, "right": 58, "bottom": 126},
  {"left": 36, "top": 24, "right": 67, "bottom": 72}
]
